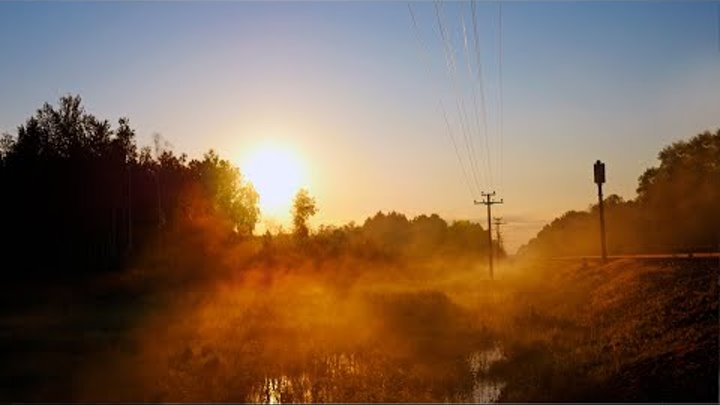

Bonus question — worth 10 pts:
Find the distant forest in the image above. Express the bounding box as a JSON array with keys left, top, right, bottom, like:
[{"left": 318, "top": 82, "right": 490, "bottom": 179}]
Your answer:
[
  {"left": 0, "top": 96, "right": 497, "bottom": 279},
  {"left": 1, "top": 96, "right": 717, "bottom": 279},
  {"left": 520, "top": 129, "right": 720, "bottom": 257}
]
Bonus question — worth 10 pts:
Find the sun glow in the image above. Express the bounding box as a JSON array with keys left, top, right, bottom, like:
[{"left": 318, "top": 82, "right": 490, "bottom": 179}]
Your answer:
[{"left": 241, "top": 143, "right": 307, "bottom": 219}]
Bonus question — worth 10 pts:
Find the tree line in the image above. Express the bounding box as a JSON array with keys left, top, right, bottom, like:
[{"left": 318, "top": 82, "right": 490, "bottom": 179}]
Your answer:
[
  {"left": 0, "top": 95, "right": 259, "bottom": 278},
  {"left": 0, "top": 95, "right": 496, "bottom": 280},
  {"left": 519, "top": 129, "right": 720, "bottom": 257}
]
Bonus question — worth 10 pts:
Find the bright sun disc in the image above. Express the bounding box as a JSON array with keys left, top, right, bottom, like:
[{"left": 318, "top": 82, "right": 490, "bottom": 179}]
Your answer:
[{"left": 242, "top": 144, "right": 306, "bottom": 217}]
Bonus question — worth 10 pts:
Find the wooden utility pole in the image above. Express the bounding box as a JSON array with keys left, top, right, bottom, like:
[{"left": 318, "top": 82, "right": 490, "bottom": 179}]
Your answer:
[
  {"left": 475, "top": 191, "right": 503, "bottom": 280},
  {"left": 594, "top": 160, "right": 607, "bottom": 263},
  {"left": 493, "top": 216, "right": 506, "bottom": 256}
]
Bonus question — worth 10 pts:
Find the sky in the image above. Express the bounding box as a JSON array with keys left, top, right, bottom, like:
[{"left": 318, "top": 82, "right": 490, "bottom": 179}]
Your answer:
[{"left": 1, "top": 1, "right": 719, "bottom": 252}]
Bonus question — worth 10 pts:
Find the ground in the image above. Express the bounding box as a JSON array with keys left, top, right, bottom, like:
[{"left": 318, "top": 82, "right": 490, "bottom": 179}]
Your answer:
[{"left": 0, "top": 256, "right": 716, "bottom": 402}]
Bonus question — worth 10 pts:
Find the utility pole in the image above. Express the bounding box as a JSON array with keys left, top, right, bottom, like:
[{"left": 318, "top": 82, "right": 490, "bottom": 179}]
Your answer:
[
  {"left": 594, "top": 160, "right": 607, "bottom": 263},
  {"left": 474, "top": 191, "right": 503, "bottom": 280},
  {"left": 493, "top": 216, "right": 506, "bottom": 257}
]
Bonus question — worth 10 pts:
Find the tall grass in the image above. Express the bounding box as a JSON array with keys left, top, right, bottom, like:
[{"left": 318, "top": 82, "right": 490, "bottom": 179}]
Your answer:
[{"left": 2, "top": 227, "right": 716, "bottom": 402}]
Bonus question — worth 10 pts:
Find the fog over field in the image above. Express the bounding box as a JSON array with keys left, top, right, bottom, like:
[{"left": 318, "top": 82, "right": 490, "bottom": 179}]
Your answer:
[{"left": 0, "top": 1, "right": 718, "bottom": 402}]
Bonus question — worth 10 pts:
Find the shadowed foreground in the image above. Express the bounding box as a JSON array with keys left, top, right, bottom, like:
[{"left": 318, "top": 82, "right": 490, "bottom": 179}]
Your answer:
[{"left": 0, "top": 255, "right": 716, "bottom": 402}]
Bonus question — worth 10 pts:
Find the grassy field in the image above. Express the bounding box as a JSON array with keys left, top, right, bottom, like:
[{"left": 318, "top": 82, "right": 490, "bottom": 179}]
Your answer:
[
  {"left": 491, "top": 257, "right": 718, "bottom": 401},
  {"left": 0, "top": 256, "right": 716, "bottom": 402}
]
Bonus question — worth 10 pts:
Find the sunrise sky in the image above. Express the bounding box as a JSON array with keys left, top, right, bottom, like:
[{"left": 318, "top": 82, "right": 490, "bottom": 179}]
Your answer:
[{"left": 1, "top": 1, "right": 719, "bottom": 252}]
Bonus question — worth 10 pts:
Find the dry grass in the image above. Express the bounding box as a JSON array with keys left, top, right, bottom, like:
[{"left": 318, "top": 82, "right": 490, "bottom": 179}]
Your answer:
[
  {"left": 0, "top": 252, "right": 716, "bottom": 402},
  {"left": 486, "top": 257, "right": 719, "bottom": 402}
]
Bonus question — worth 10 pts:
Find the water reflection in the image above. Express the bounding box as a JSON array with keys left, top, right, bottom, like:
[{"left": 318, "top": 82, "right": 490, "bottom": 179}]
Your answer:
[
  {"left": 247, "top": 353, "right": 359, "bottom": 403},
  {"left": 464, "top": 380, "right": 506, "bottom": 404},
  {"left": 248, "top": 375, "right": 312, "bottom": 404},
  {"left": 324, "top": 352, "right": 359, "bottom": 377},
  {"left": 469, "top": 346, "right": 504, "bottom": 374},
  {"left": 247, "top": 347, "right": 506, "bottom": 403},
  {"left": 447, "top": 345, "right": 507, "bottom": 403}
]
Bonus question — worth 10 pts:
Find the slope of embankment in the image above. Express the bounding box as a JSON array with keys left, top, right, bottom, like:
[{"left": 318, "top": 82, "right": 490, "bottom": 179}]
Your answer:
[{"left": 494, "top": 256, "right": 719, "bottom": 402}]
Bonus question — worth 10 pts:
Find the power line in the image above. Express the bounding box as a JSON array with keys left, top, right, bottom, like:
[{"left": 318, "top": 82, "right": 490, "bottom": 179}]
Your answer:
[
  {"left": 497, "top": 0, "right": 505, "bottom": 191},
  {"left": 409, "top": 1, "right": 508, "bottom": 199},
  {"left": 469, "top": 0, "right": 493, "bottom": 189},
  {"left": 408, "top": 2, "right": 480, "bottom": 199},
  {"left": 461, "top": 9, "right": 491, "bottom": 189},
  {"left": 441, "top": 101, "right": 481, "bottom": 198},
  {"left": 435, "top": 1, "right": 486, "bottom": 193}
]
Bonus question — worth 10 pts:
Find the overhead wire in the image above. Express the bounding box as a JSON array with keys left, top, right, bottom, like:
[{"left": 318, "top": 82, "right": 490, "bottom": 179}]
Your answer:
[
  {"left": 408, "top": 0, "right": 506, "bottom": 199},
  {"left": 434, "top": 0, "right": 486, "bottom": 193},
  {"left": 440, "top": 100, "right": 480, "bottom": 199},
  {"left": 461, "top": 13, "right": 489, "bottom": 189},
  {"left": 407, "top": 3, "right": 479, "bottom": 200},
  {"left": 470, "top": 0, "right": 494, "bottom": 190},
  {"left": 438, "top": 2, "right": 486, "bottom": 196},
  {"left": 497, "top": 0, "right": 504, "bottom": 192}
]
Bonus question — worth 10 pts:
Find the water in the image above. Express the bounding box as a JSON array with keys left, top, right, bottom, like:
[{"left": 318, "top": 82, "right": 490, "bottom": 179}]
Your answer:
[
  {"left": 461, "top": 346, "right": 507, "bottom": 403},
  {"left": 248, "top": 375, "right": 311, "bottom": 404},
  {"left": 246, "top": 352, "right": 361, "bottom": 403},
  {"left": 247, "top": 347, "right": 506, "bottom": 403}
]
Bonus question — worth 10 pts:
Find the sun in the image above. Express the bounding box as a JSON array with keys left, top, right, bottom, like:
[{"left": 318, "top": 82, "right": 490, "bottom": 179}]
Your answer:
[{"left": 241, "top": 143, "right": 307, "bottom": 218}]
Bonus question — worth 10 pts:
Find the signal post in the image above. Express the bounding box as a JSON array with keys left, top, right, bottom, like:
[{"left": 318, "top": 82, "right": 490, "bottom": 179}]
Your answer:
[{"left": 594, "top": 160, "right": 608, "bottom": 263}]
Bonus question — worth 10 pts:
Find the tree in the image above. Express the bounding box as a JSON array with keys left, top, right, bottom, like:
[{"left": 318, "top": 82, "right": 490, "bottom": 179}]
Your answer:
[
  {"left": 292, "top": 188, "right": 318, "bottom": 238},
  {"left": 187, "top": 150, "right": 260, "bottom": 236},
  {"left": 0, "top": 94, "right": 262, "bottom": 277},
  {"left": 519, "top": 130, "right": 720, "bottom": 256},
  {"left": 0, "top": 133, "right": 14, "bottom": 165},
  {"left": 636, "top": 130, "right": 720, "bottom": 249}
]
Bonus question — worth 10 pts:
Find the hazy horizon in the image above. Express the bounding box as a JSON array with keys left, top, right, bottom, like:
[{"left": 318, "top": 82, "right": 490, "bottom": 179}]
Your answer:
[
  {"left": 1, "top": 1, "right": 719, "bottom": 252},
  {"left": 0, "top": 2, "right": 718, "bottom": 403}
]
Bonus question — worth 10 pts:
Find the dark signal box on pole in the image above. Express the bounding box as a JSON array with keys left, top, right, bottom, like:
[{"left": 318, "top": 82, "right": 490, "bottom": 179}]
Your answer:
[{"left": 594, "top": 160, "right": 605, "bottom": 184}]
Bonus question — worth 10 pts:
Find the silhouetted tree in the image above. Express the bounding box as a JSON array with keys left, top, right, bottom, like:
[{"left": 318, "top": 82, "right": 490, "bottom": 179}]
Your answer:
[
  {"left": 292, "top": 188, "right": 318, "bottom": 238},
  {"left": 188, "top": 150, "right": 260, "bottom": 236},
  {"left": 445, "top": 219, "right": 489, "bottom": 256},
  {"left": 636, "top": 130, "right": 720, "bottom": 250},
  {"left": 520, "top": 129, "right": 720, "bottom": 257},
  {"left": 410, "top": 214, "right": 448, "bottom": 254},
  {"left": 0, "top": 95, "right": 259, "bottom": 278}
]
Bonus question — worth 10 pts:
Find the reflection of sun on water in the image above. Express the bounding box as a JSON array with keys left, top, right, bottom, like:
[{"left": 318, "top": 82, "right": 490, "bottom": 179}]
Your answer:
[{"left": 241, "top": 143, "right": 307, "bottom": 223}]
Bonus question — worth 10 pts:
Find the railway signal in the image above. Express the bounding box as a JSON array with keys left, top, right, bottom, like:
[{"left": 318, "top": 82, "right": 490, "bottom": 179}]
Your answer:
[{"left": 594, "top": 160, "right": 608, "bottom": 263}]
